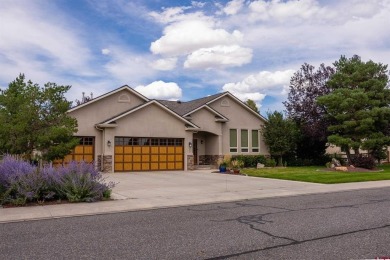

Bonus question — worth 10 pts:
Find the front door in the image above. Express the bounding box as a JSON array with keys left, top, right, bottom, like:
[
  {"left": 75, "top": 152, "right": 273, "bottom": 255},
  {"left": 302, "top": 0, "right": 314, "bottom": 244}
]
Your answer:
[{"left": 193, "top": 139, "right": 198, "bottom": 165}]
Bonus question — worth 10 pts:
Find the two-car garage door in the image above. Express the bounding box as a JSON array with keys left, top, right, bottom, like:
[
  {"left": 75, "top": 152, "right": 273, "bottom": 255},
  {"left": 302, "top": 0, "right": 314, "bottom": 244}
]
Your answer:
[{"left": 114, "top": 137, "right": 184, "bottom": 172}]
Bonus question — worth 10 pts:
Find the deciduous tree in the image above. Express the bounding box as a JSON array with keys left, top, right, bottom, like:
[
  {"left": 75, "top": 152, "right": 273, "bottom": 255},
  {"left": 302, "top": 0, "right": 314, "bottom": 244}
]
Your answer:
[
  {"left": 245, "top": 99, "right": 259, "bottom": 113},
  {"left": 261, "top": 111, "right": 298, "bottom": 166},
  {"left": 284, "top": 63, "right": 335, "bottom": 161}
]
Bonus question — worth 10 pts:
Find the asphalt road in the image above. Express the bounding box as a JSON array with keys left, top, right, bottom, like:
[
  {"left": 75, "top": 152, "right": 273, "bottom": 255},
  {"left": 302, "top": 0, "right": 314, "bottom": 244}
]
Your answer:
[{"left": 1, "top": 187, "right": 390, "bottom": 259}]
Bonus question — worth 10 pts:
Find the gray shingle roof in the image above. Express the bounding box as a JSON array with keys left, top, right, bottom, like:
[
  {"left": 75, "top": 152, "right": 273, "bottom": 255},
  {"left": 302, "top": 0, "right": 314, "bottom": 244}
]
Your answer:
[{"left": 158, "top": 92, "right": 226, "bottom": 116}]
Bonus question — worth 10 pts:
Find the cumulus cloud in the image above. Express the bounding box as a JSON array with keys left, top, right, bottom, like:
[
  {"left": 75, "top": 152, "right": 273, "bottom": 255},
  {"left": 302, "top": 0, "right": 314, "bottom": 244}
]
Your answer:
[
  {"left": 222, "top": 69, "right": 295, "bottom": 105},
  {"left": 150, "top": 19, "right": 244, "bottom": 56},
  {"left": 135, "top": 81, "right": 182, "bottom": 100},
  {"left": 151, "top": 57, "right": 177, "bottom": 71},
  {"left": 184, "top": 45, "right": 252, "bottom": 69},
  {"left": 223, "top": 0, "right": 245, "bottom": 15}
]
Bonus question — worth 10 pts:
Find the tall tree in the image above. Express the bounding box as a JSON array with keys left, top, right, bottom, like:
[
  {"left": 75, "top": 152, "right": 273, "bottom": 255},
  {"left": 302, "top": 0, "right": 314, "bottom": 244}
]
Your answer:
[
  {"left": 284, "top": 63, "right": 335, "bottom": 161},
  {"left": 261, "top": 111, "right": 298, "bottom": 166},
  {"left": 0, "top": 74, "right": 79, "bottom": 161},
  {"left": 245, "top": 99, "right": 259, "bottom": 113},
  {"left": 317, "top": 55, "right": 390, "bottom": 163}
]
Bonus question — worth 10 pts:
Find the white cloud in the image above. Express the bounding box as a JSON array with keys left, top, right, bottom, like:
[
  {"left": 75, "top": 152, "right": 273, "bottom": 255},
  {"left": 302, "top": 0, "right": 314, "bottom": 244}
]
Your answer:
[
  {"left": 184, "top": 45, "right": 252, "bottom": 69},
  {"left": 150, "top": 19, "right": 243, "bottom": 56},
  {"left": 191, "top": 1, "right": 206, "bottom": 8},
  {"left": 223, "top": 0, "right": 245, "bottom": 15},
  {"left": 101, "top": 48, "right": 111, "bottom": 55},
  {"left": 151, "top": 57, "right": 177, "bottom": 71},
  {"left": 135, "top": 81, "right": 182, "bottom": 100},
  {"left": 222, "top": 69, "right": 295, "bottom": 106},
  {"left": 104, "top": 47, "right": 156, "bottom": 84},
  {"left": 0, "top": 1, "right": 93, "bottom": 76}
]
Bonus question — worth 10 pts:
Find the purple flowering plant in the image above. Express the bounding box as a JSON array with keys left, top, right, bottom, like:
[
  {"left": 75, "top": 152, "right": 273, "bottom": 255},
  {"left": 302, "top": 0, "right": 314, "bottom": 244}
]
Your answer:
[{"left": 0, "top": 155, "right": 115, "bottom": 205}]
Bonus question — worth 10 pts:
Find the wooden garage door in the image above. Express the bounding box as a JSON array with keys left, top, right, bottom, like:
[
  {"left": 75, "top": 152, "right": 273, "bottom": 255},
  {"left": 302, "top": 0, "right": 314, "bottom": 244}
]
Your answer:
[
  {"left": 114, "top": 137, "right": 184, "bottom": 172},
  {"left": 53, "top": 137, "right": 94, "bottom": 165}
]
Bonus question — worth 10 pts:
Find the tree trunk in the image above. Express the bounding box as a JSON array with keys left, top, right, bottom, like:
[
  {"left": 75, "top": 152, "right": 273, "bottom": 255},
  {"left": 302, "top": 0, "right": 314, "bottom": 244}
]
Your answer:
[
  {"left": 346, "top": 149, "right": 352, "bottom": 165},
  {"left": 278, "top": 156, "right": 283, "bottom": 167}
]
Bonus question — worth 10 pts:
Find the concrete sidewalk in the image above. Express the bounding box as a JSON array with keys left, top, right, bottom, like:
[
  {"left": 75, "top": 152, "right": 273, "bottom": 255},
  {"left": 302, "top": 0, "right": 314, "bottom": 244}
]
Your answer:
[{"left": 1, "top": 170, "right": 390, "bottom": 223}]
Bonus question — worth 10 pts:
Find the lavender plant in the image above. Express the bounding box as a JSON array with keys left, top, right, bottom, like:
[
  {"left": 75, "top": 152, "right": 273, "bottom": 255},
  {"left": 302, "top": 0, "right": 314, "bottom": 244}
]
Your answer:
[{"left": 0, "top": 156, "right": 115, "bottom": 205}]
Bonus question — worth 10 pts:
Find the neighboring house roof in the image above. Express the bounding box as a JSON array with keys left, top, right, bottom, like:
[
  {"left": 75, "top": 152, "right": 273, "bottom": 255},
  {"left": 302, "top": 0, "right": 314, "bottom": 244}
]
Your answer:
[
  {"left": 97, "top": 100, "right": 200, "bottom": 130},
  {"left": 68, "top": 85, "right": 149, "bottom": 113}
]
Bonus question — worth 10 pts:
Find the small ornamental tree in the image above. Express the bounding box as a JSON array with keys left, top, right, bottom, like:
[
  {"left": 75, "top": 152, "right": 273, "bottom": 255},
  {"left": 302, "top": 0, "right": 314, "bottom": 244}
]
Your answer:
[
  {"left": 317, "top": 55, "right": 390, "bottom": 163},
  {"left": 0, "top": 74, "right": 78, "bottom": 161},
  {"left": 261, "top": 111, "right": 299, "bottom": 166}
]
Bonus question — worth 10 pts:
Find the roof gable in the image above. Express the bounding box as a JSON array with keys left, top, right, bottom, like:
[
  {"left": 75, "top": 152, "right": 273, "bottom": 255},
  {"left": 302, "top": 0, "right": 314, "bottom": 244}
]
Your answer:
[
  {"left": 68, "top": 85, "right": 149, "bottom": 113},
  {"left": 206, "top": 92, "right": 267, "bottom": 122},
  {"left": 98, "top": 100, "right": 199, "bottom": 130}
]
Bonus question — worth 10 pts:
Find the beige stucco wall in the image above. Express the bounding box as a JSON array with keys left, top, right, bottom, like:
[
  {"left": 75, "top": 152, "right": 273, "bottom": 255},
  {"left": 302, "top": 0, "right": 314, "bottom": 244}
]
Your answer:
[
  {"left": 68, "top": 89, "right": 147, "bottom": 162},
  {"left": 103, "top": 103, "right": 194, "bottom": 171},
  {"left": 208, "top": 96, "right": 269, "bottom": 156},
  {"left": 69, "top": 89, "right": 146, "bottom": 135},
  {"left": 190, "top": 108, "right": 222, "bottom": 135}
]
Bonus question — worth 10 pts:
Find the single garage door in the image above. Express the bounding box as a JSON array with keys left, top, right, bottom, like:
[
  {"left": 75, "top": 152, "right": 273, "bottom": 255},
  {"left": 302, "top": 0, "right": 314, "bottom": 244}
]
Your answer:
[
  {"left": 114, "top": 137, "right": 184, "bottom": 172},
  {"left": 54, "top": 136, "right": 94, "bottom": 165}
]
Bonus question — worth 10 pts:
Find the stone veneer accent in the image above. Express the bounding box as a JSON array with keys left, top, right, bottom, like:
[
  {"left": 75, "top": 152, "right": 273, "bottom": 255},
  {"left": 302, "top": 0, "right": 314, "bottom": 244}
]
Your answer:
[
  {"left": 187, "top": 155, "right": 195, "bottom": 170},
  {"left": 198, "top": 155, "right": 223, "bottom": 168},
  {"left": 98, "top": 155, "right": 113, "bottom": 173}
]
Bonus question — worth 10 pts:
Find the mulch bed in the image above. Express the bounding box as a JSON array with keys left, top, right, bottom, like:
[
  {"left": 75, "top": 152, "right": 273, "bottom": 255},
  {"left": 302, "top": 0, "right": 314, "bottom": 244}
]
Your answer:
[{"left": 320, "top": 167, "right": 383, "bottom": 173}]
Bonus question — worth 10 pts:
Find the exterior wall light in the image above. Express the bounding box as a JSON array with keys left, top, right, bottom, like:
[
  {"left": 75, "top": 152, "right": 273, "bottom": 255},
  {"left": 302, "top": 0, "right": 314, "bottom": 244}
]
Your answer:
[
  {"left": 189, "top": 141, "right": 192, "bottom": 148},
  {"left": 107, "top": 140, "right": 111, "bottom": 147}
]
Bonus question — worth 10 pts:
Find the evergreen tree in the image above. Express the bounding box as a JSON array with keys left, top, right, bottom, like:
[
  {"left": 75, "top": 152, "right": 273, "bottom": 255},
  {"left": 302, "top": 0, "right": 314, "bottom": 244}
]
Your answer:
[
  {"left": 0, "top": 74, "right": 78, "bottom": 161},
  {"left": 317, "top": 55, "right": 390, "bottom": 163}
]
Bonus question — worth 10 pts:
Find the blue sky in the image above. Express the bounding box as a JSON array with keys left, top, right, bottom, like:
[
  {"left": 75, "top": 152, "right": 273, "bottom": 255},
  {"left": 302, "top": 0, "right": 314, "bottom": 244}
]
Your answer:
[{"left": 1, "top": 0, "right": 390, "bottom": 115}]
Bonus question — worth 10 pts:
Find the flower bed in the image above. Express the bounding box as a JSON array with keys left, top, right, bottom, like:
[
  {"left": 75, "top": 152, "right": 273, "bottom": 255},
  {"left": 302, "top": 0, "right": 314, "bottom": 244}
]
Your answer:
[{"left": 0, "top": 155, "right": 115, "bottom": 206}]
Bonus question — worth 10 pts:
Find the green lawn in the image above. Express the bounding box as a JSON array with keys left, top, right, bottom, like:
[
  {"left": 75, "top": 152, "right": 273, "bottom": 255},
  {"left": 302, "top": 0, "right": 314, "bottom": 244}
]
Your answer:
[{"left": 241, "top": 164, "right": 390, "bottom": 184}]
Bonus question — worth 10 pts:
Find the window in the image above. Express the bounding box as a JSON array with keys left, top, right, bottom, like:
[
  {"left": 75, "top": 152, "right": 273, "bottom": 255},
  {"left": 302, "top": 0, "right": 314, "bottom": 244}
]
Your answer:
[
  {"left": 241, "top": 129, "right": 248, "bottom": 152},
  {"left": 229, "top": 129, "right": 237, "bottom": 152},
  {"left": 252, "top": 130, "right": 259, "bottom": 152}
]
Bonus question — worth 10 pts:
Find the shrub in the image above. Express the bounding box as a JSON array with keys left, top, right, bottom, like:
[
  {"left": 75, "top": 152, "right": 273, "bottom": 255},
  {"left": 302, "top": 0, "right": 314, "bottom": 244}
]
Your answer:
[
  {"left": 265, "top": 158, "right": 276, "bottom": 167},
  {"left": 55, "top": 161, "right": 115, "bottom": 202},
  {"left": 0, "top": 156, "right": 115, "bottom": 205},
  {"left": 351, "top": 155, "right": 376, "bottom": 170},
  {"left": 231, "top": 155, "right": 267, "bottom": 168}
]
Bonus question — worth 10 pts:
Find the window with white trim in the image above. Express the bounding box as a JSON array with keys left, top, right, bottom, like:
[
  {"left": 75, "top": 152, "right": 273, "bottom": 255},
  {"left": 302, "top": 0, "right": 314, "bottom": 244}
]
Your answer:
[
  {"left": 252, "top": 130, "right": 259, "bottom": 152},
  {"left": 229, "top": 129, "right": 237, "bottom": 152},
  {"left": 241, "top": 129, "right": 248, "bottom": 152}
]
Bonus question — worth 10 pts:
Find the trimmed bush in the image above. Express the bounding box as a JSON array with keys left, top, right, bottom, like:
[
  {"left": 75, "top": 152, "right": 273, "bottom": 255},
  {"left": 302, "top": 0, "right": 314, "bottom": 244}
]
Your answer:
[
  {"left": 0, "top": 155, "right": 115, "bottom": 206},
  {"left": 265, "top": 158, "right": 276, "bottom": 167},
  {"left": 351, "top": 155, "right": 376, "bottom": 170},
  {"left": 231, "top": 155, "right": 267, "bottom": 168}
]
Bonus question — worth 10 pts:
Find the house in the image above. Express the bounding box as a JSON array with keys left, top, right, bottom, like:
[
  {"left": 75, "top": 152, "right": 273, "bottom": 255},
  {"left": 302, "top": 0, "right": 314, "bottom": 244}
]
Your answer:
[
  {"left": 64, "top": 85, "right": 269, "bottom": 172},
  {"left": 326, "top": 145, "right": 390, "bottom": 163}
]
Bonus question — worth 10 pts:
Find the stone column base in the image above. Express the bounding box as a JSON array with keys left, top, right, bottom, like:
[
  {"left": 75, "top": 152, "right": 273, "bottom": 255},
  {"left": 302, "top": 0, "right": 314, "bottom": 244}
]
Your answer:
[
  {"left": 98, "top": 155, "right": 112, "bottom": 173},
  {"left": 187, "top": 155, "right": 194, "bottom": 170}
]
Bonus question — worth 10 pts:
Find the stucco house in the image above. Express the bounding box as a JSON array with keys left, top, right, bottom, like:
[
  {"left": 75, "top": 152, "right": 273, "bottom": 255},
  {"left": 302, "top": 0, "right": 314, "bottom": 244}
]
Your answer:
[{"left": 64, "top": 85, "right": 269, "bottom": 172}]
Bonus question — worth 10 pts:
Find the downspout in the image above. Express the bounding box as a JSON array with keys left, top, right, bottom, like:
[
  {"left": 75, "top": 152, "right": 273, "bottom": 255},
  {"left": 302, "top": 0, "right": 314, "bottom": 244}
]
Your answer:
[{"left": 95, "top": 125, "right": 104, "bottom": 171}]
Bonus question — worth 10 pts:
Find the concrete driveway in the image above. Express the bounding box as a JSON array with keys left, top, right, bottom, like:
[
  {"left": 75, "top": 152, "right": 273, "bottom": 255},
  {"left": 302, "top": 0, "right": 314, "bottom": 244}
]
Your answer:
[
  {"left": 107, "top": 170, "right": 390, "bottom": 205},
  {"left": 1, "top": 170, "right": 390, "bottom": 223}
]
